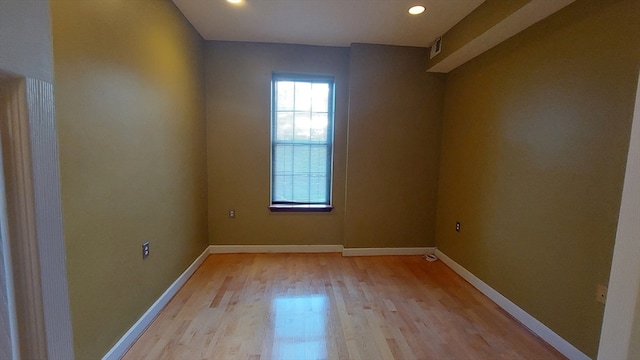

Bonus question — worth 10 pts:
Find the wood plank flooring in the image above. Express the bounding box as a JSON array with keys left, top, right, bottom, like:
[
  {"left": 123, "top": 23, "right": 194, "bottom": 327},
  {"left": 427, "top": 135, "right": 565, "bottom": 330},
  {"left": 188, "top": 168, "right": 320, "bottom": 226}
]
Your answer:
[{"left": 122, "top": 253, "right": 565, "bottom": 360}]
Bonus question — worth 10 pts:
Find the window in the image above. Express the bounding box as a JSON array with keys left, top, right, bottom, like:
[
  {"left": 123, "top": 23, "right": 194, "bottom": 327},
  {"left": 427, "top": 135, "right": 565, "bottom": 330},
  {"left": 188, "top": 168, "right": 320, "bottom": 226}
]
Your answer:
[{"left": 270, "top": 74, "right": 334, "bottom": 211}]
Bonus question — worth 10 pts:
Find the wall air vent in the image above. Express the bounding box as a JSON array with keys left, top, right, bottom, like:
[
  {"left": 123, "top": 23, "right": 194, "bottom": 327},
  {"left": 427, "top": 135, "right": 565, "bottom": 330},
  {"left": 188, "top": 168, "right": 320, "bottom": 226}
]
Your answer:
[{"left": 430, "top": 36, "right": 442, "bottom": 59}]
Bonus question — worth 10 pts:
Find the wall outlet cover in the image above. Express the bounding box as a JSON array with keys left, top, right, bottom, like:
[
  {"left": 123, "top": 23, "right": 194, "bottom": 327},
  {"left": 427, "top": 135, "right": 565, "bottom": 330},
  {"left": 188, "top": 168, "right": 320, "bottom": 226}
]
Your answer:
[{"left": 142, "top": 242, "right": 150, "bottom": 259}]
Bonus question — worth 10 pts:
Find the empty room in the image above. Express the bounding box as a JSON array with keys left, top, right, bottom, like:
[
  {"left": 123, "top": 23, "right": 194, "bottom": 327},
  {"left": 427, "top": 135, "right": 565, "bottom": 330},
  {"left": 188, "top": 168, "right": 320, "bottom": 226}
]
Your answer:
[{"left": 0, "top": 0, "right": 639, "bottom": 359}]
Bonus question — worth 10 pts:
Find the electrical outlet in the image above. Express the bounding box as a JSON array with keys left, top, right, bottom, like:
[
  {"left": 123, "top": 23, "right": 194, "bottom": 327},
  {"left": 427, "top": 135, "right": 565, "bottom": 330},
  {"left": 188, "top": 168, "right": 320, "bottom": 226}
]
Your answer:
[
  {"left": 455, "top": 222, "right": 461, "bottom": 232},
  {"left": 229, "top": 209, "right": 235, "bottom": 218},
  {"left": 596, "top": 285, "right": 607, "bottom": 304},
  {"left": 142, "top": 242, "right": 150, "bottom": 259}
]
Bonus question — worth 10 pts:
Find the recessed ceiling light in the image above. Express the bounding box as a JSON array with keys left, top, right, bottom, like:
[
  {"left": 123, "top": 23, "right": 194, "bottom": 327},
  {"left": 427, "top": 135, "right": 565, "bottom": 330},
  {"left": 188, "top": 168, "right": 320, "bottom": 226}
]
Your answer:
[
  {"left": 408, "top": 5, "right": 426, "bottom": 15},
  {"left": 227, "top": 0, "right": 242, "bottom": 4}
]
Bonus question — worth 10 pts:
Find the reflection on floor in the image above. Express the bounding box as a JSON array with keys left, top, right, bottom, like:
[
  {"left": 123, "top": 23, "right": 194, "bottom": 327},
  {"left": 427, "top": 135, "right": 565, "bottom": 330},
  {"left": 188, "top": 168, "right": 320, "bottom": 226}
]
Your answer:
[
  {"left": 122, "top": 253, "right": 566, "bottom": 360},
  {"left": 273, "top": 295, "right": 327, "bottom": 360}
]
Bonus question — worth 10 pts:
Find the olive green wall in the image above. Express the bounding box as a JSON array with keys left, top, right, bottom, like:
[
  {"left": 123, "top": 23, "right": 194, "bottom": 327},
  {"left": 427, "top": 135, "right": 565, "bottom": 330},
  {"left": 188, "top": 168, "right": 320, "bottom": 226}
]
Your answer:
[
  {"left": 435, "top": 0, "right": 640, "bottom": 357},
  {"left": 51, "top": 1, "right": 208, "bottom": 359},
  {"left": 345, "top": 44, "right": 444, "bottom": 248},
  {"left": 205, "top": 42, "right": 444, "bottom": 248},
  {"left": 205, "top": 41, "right": 349, "bottom": 246}
]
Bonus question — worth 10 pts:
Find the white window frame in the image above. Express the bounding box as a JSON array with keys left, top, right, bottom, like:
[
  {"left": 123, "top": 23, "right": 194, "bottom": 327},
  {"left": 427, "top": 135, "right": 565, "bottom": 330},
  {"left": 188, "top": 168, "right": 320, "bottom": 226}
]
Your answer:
[{"left": 269, "top": 74, "right": 335, "bottom": 212}]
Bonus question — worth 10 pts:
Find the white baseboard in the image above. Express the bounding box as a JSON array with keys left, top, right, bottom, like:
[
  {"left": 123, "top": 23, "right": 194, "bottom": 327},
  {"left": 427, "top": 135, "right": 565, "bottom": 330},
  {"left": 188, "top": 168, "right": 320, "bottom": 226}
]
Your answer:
[
  {"left": 342, "top": 247, "right": 435, "bottom": 257},
  {"left": 435, "top": 249, "right": 590, "bottom": 360},
  {"left": 101, "top": 247, "right": 211, "bottom": 360},
  {"left": 209, "top": 245, "right": 436, "bottom": 257},
  {"left": 209, "top": 244, "right": 344, "bottom": 254},
  {"left": 100, "top": 244, "right": 439, "bottom": 359}
]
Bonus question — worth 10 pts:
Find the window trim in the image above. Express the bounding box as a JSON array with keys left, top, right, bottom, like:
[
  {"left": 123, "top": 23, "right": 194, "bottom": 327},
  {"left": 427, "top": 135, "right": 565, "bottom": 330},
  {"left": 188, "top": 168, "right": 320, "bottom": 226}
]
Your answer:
[
  {"left": 268, "top": 204, "right": 333, "bottom": 212},
  {"left": 269, "top": 73, "right": 335, "bottom": 212}
]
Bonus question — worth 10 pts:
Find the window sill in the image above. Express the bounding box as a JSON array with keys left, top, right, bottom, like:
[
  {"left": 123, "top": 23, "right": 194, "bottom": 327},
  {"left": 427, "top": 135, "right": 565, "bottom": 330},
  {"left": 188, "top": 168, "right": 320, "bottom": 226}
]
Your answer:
[{"left": 269, "top": 204, "right": 333, "bottom": 213}]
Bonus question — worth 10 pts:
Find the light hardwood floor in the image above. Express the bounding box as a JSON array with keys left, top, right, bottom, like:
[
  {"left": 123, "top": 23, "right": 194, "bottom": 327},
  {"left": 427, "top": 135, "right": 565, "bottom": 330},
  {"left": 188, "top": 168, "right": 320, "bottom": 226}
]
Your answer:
[{"left": 122, "top": 253, "right": 565, "bottom": 360}]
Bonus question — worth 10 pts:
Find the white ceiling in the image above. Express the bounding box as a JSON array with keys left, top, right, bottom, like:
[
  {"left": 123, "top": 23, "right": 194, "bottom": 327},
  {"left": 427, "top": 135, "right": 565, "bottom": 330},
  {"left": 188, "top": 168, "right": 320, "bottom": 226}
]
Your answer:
[{"left": 171, "top": 0, "right": 485, "bottom": 48}]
